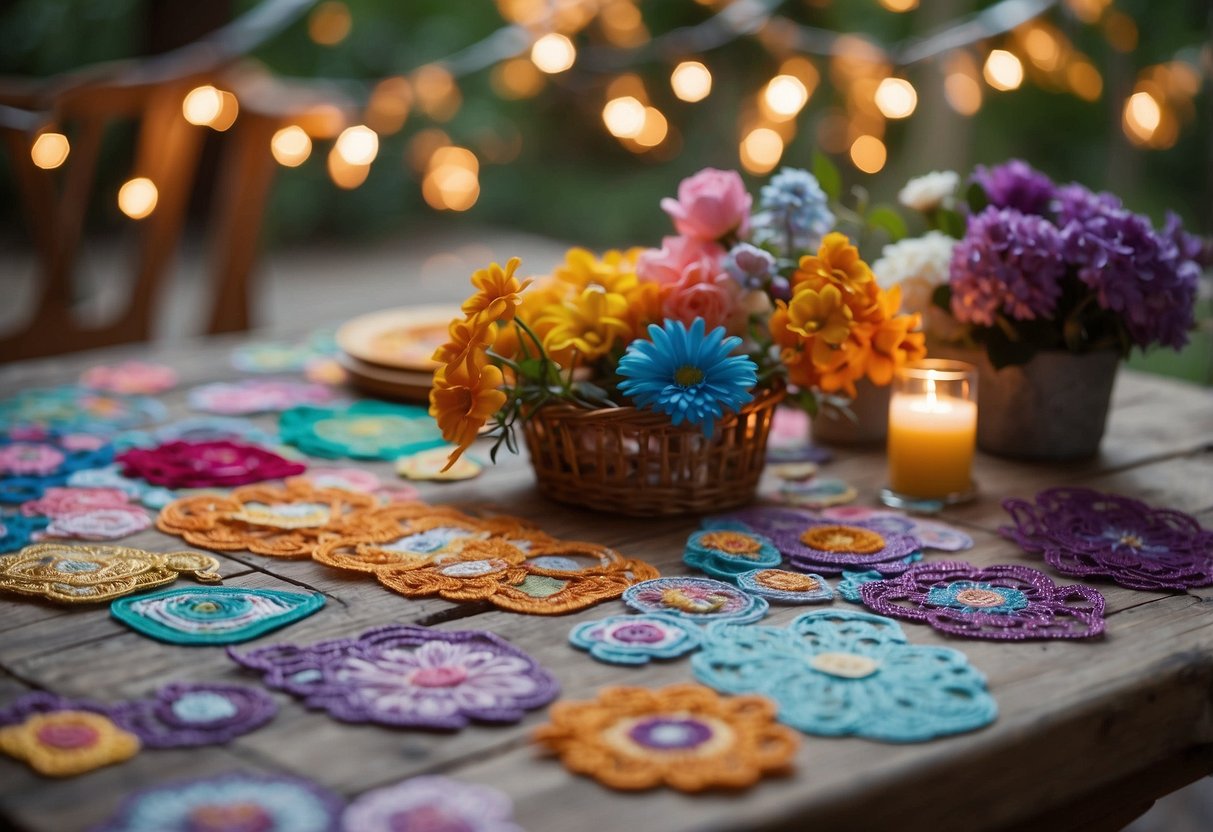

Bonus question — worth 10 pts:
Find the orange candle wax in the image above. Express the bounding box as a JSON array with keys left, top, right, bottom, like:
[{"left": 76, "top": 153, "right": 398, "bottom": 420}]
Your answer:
[{"left": 887, "top": 387, "right": 977, "bottom": 498}]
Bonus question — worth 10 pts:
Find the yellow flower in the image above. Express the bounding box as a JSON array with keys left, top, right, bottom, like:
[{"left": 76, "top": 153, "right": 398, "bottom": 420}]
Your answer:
[
  {"left": 554, "top": 247, "right": 645, "bottom": 294},
  {"left": 462, "top": 257, "right": 533, "bottom": 324},
  {"left": 429, "top": 363, "right": 507, "bottom": 470},
  {"left": 534, "top": 286, "right": 633, "bottom": 364},
  {"left": 793, "top": 232, "right": 874, "bottom": 295},
  {"left": 432, "top": 316, "right": 497, "bottom": 377},
  {"left": 784, "top": 283, "right": 853, "bottom": 345}
]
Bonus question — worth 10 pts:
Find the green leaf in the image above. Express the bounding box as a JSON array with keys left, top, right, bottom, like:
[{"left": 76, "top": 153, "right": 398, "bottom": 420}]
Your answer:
[
  {"left": 965, "top": 181, "right": 989, "bottom": 213},
  {"left": 932, "top": 284, "right": 952, "bottom": 312},
  {"left": 933, "top": 208, "right": 967, "bottom": 239},
  {"left": 517, "top": 358, "right": 546, "bottom": 382},
  {"left": 812, "top": 151, "right": 842, "bottom": 201},
  {"left": 867, "top": 205, "right": 907, "bottom": 242}
]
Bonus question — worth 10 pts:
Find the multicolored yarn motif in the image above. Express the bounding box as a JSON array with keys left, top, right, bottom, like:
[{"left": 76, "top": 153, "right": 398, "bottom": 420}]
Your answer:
[
  {"left": 569, "top": 614, "right": 702, "bottom": 665},
  {"left": 80, "top": 362, "right": 178, "bottom": 395},
  {"left": 157, "top": 480, "right": 382, "bottom": 559},
  {"left": 115, "top": 416, "right": 278, "bottom": 451},
  {"left": 229, "top": 624, "right": 559, "bottom": 729},
  {"left": 735, "top": 568, "right": 833, "bottom": 604},
  {"left": 693, "top": 609, "right": 997, "bottom": 742},
  {"left": 683, "top": 529, "right": 782, "bottom": 581},
  {"left": 188, "top": 378, "right": 338, "bottom": 415},
  {"left": 21, "top": 486, "right": 152, "bottom": 541},
  {"left": 340, "top": 776, "right": 521, "bottom": 832},
  {"left": 108, "top": 682, "right": 277, "bottom": 748},
  {"left": 1002, "top": 486, "right": 1213, "bottom": 590},
  {"left": 822, "top": 506, "right": 975, "bottom": 552},
  {"left": 91, "top": 771, "right": 345, "bottom": 832},
  {"left": 279, "top": 401, "right": 445, "bottom": 460},
  {"left": 859, "top": 561, "right": 1106, "bottom": 640},
  {"left": 534, "top": 683, "right": 798, "bottom": 792},
  {"left": 0, "top": 709, "right": 140, "bottom": 777},
  {"left": 0, "top": 543, "right": 221, "bottom": 604},
  {"left": 111, "top": 586, "right": 325, "bottom": 645},
  {"left": 67, "top": 464, "right": 176, "bottom": 509},
  {"left": 118, "top": 440, "right": 307, "bottom": 488},
  {"left": 0, "top": 432, "right": 115, "bottom": 504},
  {"left": 0, "top": 386, "right": 166, "bottom": 433},
  {"left": 622, "top": 577, "right": 768, "bottom": 624}
]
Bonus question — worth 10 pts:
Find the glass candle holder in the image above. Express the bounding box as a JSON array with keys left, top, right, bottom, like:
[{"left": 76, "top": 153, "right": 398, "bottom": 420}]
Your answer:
[{"left": 880, "top": 360, "right": 978, "bottom": 511}]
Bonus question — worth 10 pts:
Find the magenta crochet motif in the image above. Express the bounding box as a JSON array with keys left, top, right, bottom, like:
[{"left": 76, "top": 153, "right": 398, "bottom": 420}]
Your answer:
[
  {"left": 118, "top": 440, "right": 306, "bottom": 489},
  {"left": 229, "top": 624, "right": 559, "bottom": 730},
  {"left": 1002, "top": 487, "right": 1213, "bottom": 590},
  {"left": 859, "top": 561, "right": 1106, "bottom": 640}
]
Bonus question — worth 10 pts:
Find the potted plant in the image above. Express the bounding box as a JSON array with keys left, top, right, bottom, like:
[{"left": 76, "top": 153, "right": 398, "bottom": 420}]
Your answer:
[
  {"left": 428, "top": 167, "right": 925, "bottom": 515},
  {"left": 889, "top": 159, "right": 1210, "bottom": 460}
]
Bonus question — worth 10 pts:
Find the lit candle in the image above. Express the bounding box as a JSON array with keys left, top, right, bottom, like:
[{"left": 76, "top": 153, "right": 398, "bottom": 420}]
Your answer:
[{"left": 884, "top": 360, "right": 978, "bottom": 505}]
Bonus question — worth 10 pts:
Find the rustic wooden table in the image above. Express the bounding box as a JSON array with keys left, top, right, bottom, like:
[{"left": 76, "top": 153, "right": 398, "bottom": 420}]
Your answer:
[{"left": 1, "top": 335, "right": 1211, "bottom": 832}]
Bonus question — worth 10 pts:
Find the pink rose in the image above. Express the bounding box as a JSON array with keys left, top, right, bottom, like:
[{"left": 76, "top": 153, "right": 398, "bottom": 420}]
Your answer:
[
  {"left": 636, "top": 236, "right": 724, "bottom": 288},
  {"left": 660, "top": 168, "right": 752, "bottom": 242},
  {"left": 636, "top": 237, "right": 739, "bottom": 331},
  {"left": 661, "top": 279, "right": 739, "bottom": 332}
]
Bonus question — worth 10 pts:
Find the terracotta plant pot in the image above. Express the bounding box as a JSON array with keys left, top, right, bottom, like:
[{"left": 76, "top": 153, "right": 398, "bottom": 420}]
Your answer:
[
  {"left": 810, "top": 379, "right": 892, "bottom": 446},
  {"left": 959, "top": 348, "right": 1120, "bottom": 461}
]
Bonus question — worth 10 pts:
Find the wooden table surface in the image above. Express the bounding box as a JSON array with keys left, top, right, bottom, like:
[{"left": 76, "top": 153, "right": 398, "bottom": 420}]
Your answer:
[{"left": 1, "top": 335, "right": 1212, "bottom": 832}]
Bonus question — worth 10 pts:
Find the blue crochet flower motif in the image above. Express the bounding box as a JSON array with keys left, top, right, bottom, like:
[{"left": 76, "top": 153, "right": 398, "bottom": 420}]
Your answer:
[
  {"left": 736, "top": 568, "right": 833, "bottom": 604},
  {"left": 0, "top": 386, "right": 166, "bottom": 433},
  {"left": 569, "top": 613, "right": 701, "bottom": 665},
  {"left": 616, "top": 318, "right": 757, "bottom": 438},
  {"left": 692, "top": 609, "right": 997, "bottom": 742},
  {"left": 0, "top": 513, "right": 48, "bottom": 553},
  {"left": 837, "top": 570, "right": 884, "bottom": 603},
  {"left": 623, "top": 577, "right": 768, "bottom": 625},
  {"left": 926, "top": 580, "right": 1030, "bottom": 615},
  {"left": 279, "top": 401, "right": 444, "bottom": 460},
  {"left": 111, "top": 586, "right": 326, "bottom": 645},
  {"left": 683, "top": 528, "right": 781, "bottom": 581},
  {"left": 68, "top": 464, "right": 176, "bottom": 509}
]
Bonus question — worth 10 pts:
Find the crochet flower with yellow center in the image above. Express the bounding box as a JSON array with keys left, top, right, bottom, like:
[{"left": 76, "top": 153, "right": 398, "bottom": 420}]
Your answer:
[
  {"left": 534, "top": 684, "right": 798, "bottom": 792},
  {"left": 0, "top": 710, "right": 140, "bottom": 777},
  {"left": 0, "top": 543, "right": 221, "bottom": 604},
  {"left": 799, "top": 524, "right": 887, "bottom": 554},
  {"left": 157, "top": 480, "right": 383, "bottom": 559}
]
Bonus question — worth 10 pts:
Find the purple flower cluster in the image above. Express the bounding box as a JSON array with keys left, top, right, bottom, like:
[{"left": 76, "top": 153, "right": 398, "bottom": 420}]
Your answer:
[
  {"left": 950, "top": 160, "right": 1206, "bottom": 349},
  {"left": 949, "top": 207, "right": 1066, "bottom": 325}
]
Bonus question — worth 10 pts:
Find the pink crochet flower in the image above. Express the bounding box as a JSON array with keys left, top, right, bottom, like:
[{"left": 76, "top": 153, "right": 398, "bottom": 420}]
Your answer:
[
  {"left": 21, "top": 487, "right": 131, "bottom": 517},
  {"left": 80, "top": 362, "right": 179, "bottom": 395},
  {"left": 118, "top": 440, "right": 306, "bottom": 488},
  {"left": 660, "top": 168, "right": 752, "bottom": 242},
  {"left": 44, "top": 507, "right": 151, "bottom": 540},
  {"left": 0, "top": 443, "right": 65, "bottom": 476}
]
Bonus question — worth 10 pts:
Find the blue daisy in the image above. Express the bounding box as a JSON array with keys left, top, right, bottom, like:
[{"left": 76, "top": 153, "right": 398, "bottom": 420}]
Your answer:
[{"left": 616, "top": 318, "right": 757, "bottom": 437}]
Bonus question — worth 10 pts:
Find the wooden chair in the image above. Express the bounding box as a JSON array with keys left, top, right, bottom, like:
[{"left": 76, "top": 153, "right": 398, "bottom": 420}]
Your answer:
[{"left": 0, "top": 0, "right": 350, "bottom": 360}]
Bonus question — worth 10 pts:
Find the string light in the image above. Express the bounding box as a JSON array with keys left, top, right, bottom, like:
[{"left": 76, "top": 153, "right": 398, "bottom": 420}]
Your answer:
[
  {"left": 366, "top": 77, "right": 412, "bottom": 135},
  {"left": 874, "top": 77, "right": 917, "bottom": 119},
  {"left": 413, "top": 65, "right": 461, "bottom": 122},
  {"left": 602, "top": 96, "right": 646, "bottom": 138},
  {"left": 335, "top": 125, "right": 379, "bottom": 166},
  {"left": 849, "top": 135, "right": 887, "bottom": 173},
  {"left": 270, "top": 126, "right": 312, "bottom": 167},
  {"left": 763, "top": 75, "right": 809, "bottom": 119},
  {"left": 740, "top": 127, "right": 783, "bottom": 174},
  {"left": 634, "top": 107, "right": 668, "bottom": 148},
  {"left": 531, "top": 33, "right": 576, "bottom": 74},
  {"left": 327, "top": 148, "right": 370, "bottom": 189},
  {"left": 309, "top": 1, "right": 352, "bottom": 46},
  {"left": 423, "top": 146, "right": 480, "bottom": 211},
  {"left": 670, "top": 61, "right": 712, "bottom": 102},
  {"left": 1124, "top": 91, "right": 1161, "bottom": 140},
  {"left": 182, "top": 86, "right": 223, "bottom": 126},
  {"left": 1066, "top": 60, "right": 1102, "bottom": 102},
  {"left": 118, "top": 178, "right": 158, "bottom": 219},
  {"left": 492, "top": 58, "right": 545, "bottom": 99},
  {"left": 30, "top": 132, "right": 70, "bottom": 170},
  {"left": 983, "top": 50, "right": 1024, "bottom": 91}
]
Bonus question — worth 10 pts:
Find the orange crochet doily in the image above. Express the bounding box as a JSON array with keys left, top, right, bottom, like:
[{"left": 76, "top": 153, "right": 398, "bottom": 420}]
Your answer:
[
  {"left": 534, "top": 684, "right": 798, "bottom": 791},
  {"left": 157, "top": 480, "right": 385, "bottom": 559},
  {"left": 0, "top": 710, "right": 140, "bottom": 777}
]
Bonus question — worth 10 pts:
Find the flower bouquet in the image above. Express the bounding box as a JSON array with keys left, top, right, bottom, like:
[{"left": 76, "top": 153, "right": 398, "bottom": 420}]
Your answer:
[
  {"left": 879, "top": 159, "right": 1210, "bottom": 458},
  {"left": 430, "top": 167, "right": 924, "bottom": 515}
]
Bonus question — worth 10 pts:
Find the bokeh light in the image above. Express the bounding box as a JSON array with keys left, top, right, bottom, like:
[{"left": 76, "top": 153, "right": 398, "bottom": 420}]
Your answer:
[
  {"left": 270, "top": 126, "right": 312, "bottom": 167},
  {"left": 531, "top": 33, "right": 576, "bottom": 74},
  {"left": 983, "top": 50, "right": 1024, "bottom": 91},
  {"left": 874, "top": 77, "right": 917, "bottom": 119},
  {"left": 763, "top": 75, "right": 809, "bottom": 119},
  {"left": 849, "top": 135, "right": 887, "bottom": 174},
  {"left": 335, "top": 125, "right": 379, "bottom": 166},
  {"left": 30, "top": 132, "right": 70, "bottom": 170},
  {"left": 740, "top": 127, "right": 783, "bottom": 174},
  {"left": 671, "top": 61, "right": 712, "bottom": 102},
  {"left": 118, "top": 178, "right": 158, "bottom": 219},
  {"left": 602, "top": 96, "right": 646, "bottom": 138}
]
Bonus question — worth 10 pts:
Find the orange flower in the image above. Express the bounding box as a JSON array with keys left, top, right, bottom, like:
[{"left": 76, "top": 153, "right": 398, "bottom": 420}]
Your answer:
[
  {"left": 792, "top": 232, "right": 874, "bottom": 296},
  {"left": 428, "top": 363, "right": 507, "bottom": 467},
  {"left": 865, "top": 315, "right": 927, "bottom": 387},
  {"left": 783, "top": 283, "right": 853, "bottom": 345},
  {"left": 461, "top": 257, "right": 533, "bottom": 324},
  {"left": 432, "top": 316, "right": 497, "bottom": 378}
]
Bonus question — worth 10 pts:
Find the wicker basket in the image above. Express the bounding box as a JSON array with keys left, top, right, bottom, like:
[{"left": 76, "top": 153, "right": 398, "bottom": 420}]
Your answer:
[{"left": 521, "top": 386, "right": 785, "bottom": 517}]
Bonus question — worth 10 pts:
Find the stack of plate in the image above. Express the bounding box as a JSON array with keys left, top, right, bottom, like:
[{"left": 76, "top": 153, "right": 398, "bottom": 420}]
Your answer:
[{"left": 335, "top": 305, "right": 457, "bottom": 403}]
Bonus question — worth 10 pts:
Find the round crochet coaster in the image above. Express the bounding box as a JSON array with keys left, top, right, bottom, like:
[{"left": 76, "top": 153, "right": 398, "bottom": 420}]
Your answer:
[
  {"left": 111, "top": 586, "right": 325, "bottom": 645},
  {"left": 396, "top": 446, "right": 483, "bottom": 481},
  {"left": 622, "top": 577, "right": 769, "bottom": 624},
  {"left": 1002, "top": 486, "right": 1213, "bottom": 590},
  {"left": 341, "top": 776, "right": 520, "bottom": 832},
  {"left": 534, "top": 683, "right": 798, "bottom": 792},
  {"left": 0, "top": 386, "right": 166, "bottom": 433},
  {"left": 188, "top": 379, "right": 338, "bottom": 415},
  {"left": 0, "top": 432, "right": 115, "bottom": 504},
  {"left": 110, "top": 682, "right": 276, "bottom": 748},
  {"left": 21, "top": 486, "right": 151, "bottom": 541},
  {"left": 776, "top": 477, "right": 858, "bottom": 508},
  {"left": 229, "top": 624, "right": 559, "bottom": 730},
  {"left": 80, "top": 362, "right": 178, "bottom": 395},
  {"left": 91, "top": 771, "right": 345, "bottom": 832},
  {"left": 118, "top": 440, "right": 306, "bottom": 489},
  {"left": 859, "top": 561, "right": 1107, "bottom": 641},
  {"left": 693, "top": 609, "right": 998, "bottom": 742},
  {"left": 683, "top": 529, "right": 782, "bottom": 581},
  {"left": 0, "top": 543, "right": 221, "bottom": 604},
  {"left": 279, "top": 401, "right": 444, "bottom": 460},
  {"left": 823, "top": 506, "right": 975, "bottom": 552},
  {"left": 0, "top": 709, "right": 140, "bottom": 777},
  {"left": 570, "top": 614, "right": 702, "bottom": 665},
  {"left": 735, "top": 569, "right": 833, "bottom": 604},
  {"left": 68, "top": 464, "right": 176, "bottom": 509}
]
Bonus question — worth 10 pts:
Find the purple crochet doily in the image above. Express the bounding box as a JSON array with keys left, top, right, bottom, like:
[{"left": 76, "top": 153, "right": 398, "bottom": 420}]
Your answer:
[
  {"left": 722, "top": 507, "right": 921, "bottom": 575},
  {"left": 109, "top": 682, "right": 277, "bottom": 748},
  {"left": 229, "top": 624, "right": 559, "bottom": 730},
  {"left": 1002, "top": 487, "right": 1213, "bottom": 590},
  {"left": 859, "top": 561, "right": 1106, "bottom": 640},
  {"left": 0, "top": 691, "right": 112, "bottom": 726}
]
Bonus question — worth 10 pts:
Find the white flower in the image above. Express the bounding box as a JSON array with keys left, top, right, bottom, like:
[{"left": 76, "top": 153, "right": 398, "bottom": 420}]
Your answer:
[
  {"left": 872, "top": 232, "right": 967, "bottom": 341},
  {"left": 898, "top": 170, "right": 960, "bottom": 212}
]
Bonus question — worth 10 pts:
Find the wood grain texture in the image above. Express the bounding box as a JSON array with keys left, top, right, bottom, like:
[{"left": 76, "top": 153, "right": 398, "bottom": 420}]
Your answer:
[{"left": 0, "top": 335, "right": 1211, "bottom": 832}]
